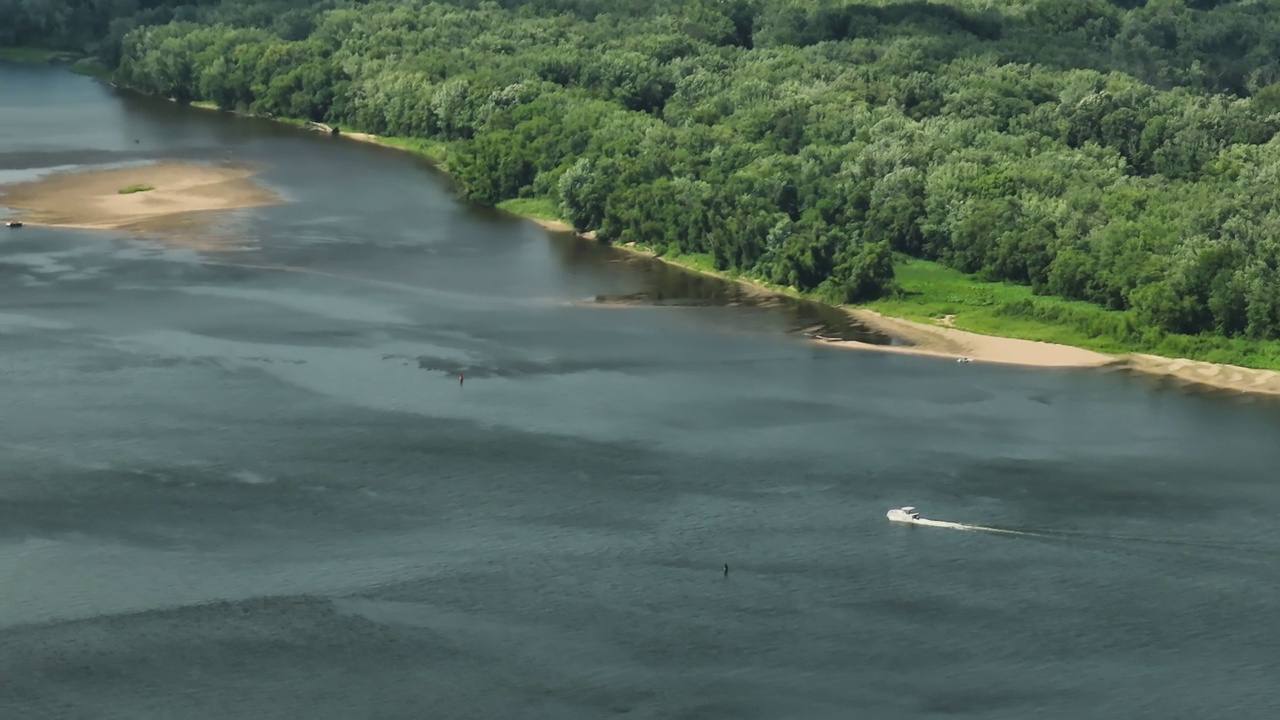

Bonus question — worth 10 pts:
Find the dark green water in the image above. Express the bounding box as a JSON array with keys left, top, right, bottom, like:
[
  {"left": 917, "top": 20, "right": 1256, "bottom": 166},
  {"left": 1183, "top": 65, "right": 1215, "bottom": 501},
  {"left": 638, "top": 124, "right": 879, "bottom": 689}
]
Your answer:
[{"left": 2, "top": 64, "right": 1279, "bottom": 719}]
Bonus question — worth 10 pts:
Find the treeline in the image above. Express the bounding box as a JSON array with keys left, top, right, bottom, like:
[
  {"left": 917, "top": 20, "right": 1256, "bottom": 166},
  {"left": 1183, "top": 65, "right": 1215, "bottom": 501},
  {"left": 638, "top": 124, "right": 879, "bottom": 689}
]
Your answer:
[{"left": 12, "top": 0, "right": 1280, "bottom": 339}]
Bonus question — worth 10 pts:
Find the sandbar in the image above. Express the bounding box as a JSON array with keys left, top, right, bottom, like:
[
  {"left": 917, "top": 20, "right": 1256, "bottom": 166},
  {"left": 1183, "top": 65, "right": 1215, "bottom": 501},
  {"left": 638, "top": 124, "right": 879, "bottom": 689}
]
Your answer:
[
  {"left": 0, "top": 161, "right": 281, "bottom": 232},
  {"left": 521, "top": 215, "right": 577, "bottom": 234},
  {"left": 1122, "top": 354, "right": 1280, "bottom": 397}
]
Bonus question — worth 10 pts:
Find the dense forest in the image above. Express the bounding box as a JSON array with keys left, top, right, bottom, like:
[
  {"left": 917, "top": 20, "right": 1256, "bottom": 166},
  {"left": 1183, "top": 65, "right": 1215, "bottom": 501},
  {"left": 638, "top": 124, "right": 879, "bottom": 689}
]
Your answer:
[{"left": 9, "top": 0, "right": 1280, "bottom": 349}]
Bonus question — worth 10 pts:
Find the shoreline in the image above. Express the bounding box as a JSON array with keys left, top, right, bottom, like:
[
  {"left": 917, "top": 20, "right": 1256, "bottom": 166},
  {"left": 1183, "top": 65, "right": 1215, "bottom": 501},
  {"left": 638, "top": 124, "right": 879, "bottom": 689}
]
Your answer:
[
  {"left": 72, "top": 82, "right": 1280, "bottom": 398},
  {"left": 492, "top": 190, "right": 1280, "bottom": 397},
  {"left": 617, "top": 249, "right": 1280, "bottom": 396},
  {"left": 829, "top": 308, "right": 1116, "bottom": 368}
]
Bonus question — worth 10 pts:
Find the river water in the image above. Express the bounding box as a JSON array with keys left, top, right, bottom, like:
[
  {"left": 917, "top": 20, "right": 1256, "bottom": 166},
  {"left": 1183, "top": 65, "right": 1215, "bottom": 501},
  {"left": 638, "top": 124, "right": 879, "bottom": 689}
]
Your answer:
[{"left": 2, "top": 63, "right": 1278, "bottom": 719}]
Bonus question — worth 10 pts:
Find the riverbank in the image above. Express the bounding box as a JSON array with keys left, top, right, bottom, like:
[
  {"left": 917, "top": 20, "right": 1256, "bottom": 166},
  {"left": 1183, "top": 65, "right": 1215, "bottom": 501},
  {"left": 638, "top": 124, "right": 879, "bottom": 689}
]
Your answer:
[
  {"left": 831, "top": 309, "right": 1116, "bottom": 368},
  {"left": 0, "top": 161, "right": 281, "bottom": 232},
  {"left": 67, "top": 77, "right": 1280, "bottom": 397},
  {"left": 0, "top": 46, "right": 108, "bottom": 78},
  {"left": 0, "top": 47, "right": 79, "bottom": 63},
  {"left": 835, "top": 314, "right": 1280, "bottom": 395},
  {"left": 320, "top": 123, "right": 1280, "bottom": 396},
  {"left": 604, "top": 244, "right": 1116, "bottom": 367},
  {"left": 554, "top": 239, "right": 1280, "bottom": 397}
]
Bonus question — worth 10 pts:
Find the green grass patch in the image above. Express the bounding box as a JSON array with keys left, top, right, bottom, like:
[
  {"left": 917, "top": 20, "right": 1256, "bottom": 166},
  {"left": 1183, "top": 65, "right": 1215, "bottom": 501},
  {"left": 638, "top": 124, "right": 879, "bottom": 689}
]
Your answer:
[
  {"left": 372, "top": 136, "right": 449, "bottom": 165},
  {"left": 190, "top": 100, "right": 219, "bottom": 110},
  {"left": 661, "top": 248, "right": 719, "bottom": 274},
  {"left": 118, "top": 184, "right": 155, "bottom": 195},
  {"left": 69, "top": 58, "right": 111, "bottom": 79},
  {"left": 496, "top": 197, "right": 563, "bottom": 223},
  {"left": 866, "top": 258, "right": 1146, "bottom": 353},
  {"left": 862, "top": 257, "right": 1280, "bottom": 369},
  {"left": 0, "top": 47, "right": 81, "bottom": 64}
]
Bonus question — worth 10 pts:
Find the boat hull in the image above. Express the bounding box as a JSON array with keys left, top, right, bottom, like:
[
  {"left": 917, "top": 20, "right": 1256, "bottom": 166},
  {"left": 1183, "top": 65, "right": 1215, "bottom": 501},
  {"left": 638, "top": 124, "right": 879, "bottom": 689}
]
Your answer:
[{"left": 886, "top": 509, "right": 920, "bottom": 523}]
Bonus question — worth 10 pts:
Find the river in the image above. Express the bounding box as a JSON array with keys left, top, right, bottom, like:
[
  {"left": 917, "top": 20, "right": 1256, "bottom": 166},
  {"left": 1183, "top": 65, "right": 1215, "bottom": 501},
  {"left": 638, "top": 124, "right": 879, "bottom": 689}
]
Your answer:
[{"left": 2, "top": 62, "right": 1278, "bottom": 719}]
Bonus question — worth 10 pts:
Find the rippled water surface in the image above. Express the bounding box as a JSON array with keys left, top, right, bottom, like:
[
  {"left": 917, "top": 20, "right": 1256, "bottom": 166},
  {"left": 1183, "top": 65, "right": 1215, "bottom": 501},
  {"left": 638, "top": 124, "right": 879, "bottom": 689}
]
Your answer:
[{"left": 2, "top": 64, "right": 1279, "bottom": 719}]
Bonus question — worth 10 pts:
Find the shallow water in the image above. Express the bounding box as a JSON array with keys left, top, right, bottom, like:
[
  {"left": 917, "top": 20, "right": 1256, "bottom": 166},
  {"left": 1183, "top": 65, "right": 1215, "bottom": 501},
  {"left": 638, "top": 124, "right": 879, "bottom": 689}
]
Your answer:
[{"left": 2, "top": 63, "right": 1280, "bottom": 719}]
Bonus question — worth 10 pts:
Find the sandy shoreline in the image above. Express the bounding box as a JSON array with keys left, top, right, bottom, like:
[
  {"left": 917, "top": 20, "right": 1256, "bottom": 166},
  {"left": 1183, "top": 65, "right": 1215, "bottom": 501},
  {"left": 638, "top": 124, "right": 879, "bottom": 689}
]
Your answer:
[
  {"left": 524, "top": 216, "right": 576, "bottom": 234},
  {"left": 831, "top": 309, "right": 1116, "bottom": 367},
  {"left": 831, "top": 312, "right": 1280, "bottom": 397},
  {"left": 340, "top": 131, "right": 390, "bottom": 149},
  {"left": 0, "top": 161, "right": 280, "bottom": 233},
  {"left": 1120, "top": 354, "right": 1280, "bottom": 397}
]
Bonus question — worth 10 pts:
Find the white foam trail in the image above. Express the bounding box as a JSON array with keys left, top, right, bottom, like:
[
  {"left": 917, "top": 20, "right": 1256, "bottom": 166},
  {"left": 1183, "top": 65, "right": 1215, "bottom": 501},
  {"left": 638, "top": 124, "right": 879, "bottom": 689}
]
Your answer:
[
  {"left": 898, "top": 515, "right": 1272, "bottom": 559},
  {"left": 905, "top": 517, "right": 1037, "bottom": 537}
]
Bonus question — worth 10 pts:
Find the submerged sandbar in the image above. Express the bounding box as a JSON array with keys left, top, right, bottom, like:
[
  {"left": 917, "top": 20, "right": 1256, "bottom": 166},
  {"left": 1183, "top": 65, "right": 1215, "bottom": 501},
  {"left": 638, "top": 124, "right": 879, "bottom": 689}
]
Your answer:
[{"left": 0, "top": 161, "right": 281, "bottom": 232}]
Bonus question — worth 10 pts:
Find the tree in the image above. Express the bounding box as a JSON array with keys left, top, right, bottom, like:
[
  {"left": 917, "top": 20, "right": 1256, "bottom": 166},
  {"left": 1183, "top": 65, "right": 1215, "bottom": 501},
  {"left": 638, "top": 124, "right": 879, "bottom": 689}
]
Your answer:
[{"left": 24, "top": 0, "right": 1280, "bottom": 334}]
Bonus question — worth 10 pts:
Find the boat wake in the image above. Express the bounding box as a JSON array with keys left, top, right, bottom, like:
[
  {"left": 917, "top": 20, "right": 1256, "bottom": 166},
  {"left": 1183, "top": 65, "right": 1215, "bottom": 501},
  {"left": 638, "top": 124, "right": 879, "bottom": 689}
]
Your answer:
[
  {"left": 887, "top": 506, "right": 1043, "bottom": 537},
  {"left": 887, "top": 507, "right": 1272, "bottom": 560},
  {"left": 905, "top": 517, "right": 1035, "bottom": 537}
]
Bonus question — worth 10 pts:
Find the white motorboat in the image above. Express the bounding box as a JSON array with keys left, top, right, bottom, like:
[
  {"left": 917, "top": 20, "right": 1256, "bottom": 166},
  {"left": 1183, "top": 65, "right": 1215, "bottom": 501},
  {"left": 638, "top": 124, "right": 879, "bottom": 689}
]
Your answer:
[{"left": 886, "top": 506, "right": 921, "bottom": 523}]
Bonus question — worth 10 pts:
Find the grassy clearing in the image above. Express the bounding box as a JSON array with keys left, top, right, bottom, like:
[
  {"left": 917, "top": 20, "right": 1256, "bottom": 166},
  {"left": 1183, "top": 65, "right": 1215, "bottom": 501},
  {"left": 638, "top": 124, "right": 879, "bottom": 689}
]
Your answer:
[
  {"left": 496, "top": 197, "right": 563, "bottom": 223},
  {"left": 865, "top": 257, "right": 1280, "bottom": 369},
  {"left": 371, "top": 136, "right": 449, "bottom": 165},
  {"left": 118, "top": 184, "right": 155, "bottom": 194},
  {"left": 69, "top": 58, "right": 110, "bottom": 79},
  {"left": 0, "top": 47, "right": 81, "bottom": 64},
  {"left": 865, "top": 259, "right": 1138, "bottom": 352},
  {"left": 658, "top": 248, "right": 720, "bottom": 274}
]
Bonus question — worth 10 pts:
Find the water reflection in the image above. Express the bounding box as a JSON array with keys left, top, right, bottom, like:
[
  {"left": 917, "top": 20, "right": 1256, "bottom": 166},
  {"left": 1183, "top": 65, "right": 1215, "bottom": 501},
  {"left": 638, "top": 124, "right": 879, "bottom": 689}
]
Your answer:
[{"left": 545, "top": 229, "right": 896, "bottom": 345}]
